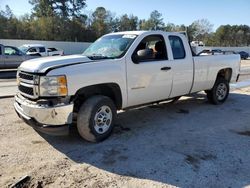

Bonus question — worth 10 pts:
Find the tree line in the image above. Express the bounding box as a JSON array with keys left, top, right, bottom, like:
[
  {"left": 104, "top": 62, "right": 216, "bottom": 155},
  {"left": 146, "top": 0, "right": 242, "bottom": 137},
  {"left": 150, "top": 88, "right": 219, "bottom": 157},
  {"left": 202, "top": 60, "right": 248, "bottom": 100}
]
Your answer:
[{"left": 0, "top": 0, "right": 250, "bottom": 46}]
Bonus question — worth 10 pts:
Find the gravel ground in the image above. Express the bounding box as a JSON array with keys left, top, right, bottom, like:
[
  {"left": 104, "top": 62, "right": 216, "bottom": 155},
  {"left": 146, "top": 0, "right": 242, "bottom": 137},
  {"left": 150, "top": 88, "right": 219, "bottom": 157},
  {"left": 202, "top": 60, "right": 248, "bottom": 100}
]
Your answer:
[{"left": 1, "top": 85, "right": 250, "bottom": 188}]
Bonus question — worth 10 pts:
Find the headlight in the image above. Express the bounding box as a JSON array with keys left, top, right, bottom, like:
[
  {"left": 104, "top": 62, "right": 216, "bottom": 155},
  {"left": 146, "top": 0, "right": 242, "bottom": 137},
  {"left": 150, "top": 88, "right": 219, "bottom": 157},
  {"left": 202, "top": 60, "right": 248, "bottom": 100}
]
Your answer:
[
  {"left": 39, "top": 75, "right": 68, "bottom": 96},
  {"left": 16, "top": 70, "right": 20, "bottom": 86}
]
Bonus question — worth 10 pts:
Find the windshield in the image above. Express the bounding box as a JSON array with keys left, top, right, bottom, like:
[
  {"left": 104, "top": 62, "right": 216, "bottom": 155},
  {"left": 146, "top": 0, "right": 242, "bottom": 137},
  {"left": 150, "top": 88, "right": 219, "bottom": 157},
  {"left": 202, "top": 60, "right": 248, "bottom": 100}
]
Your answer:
[
  {"left": 83, "top": 34, "right": 137, "bottom": 60},
  {"left": 19, "top": 46, "right": 29, "bottom": 53}
]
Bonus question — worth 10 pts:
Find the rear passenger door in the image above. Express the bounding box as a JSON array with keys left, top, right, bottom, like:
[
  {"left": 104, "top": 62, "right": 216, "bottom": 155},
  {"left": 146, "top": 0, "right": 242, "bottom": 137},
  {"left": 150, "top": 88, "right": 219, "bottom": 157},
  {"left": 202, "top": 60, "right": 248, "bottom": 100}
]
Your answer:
[{"left": 168, "top": 35, "right": 194, "bottom": 98}]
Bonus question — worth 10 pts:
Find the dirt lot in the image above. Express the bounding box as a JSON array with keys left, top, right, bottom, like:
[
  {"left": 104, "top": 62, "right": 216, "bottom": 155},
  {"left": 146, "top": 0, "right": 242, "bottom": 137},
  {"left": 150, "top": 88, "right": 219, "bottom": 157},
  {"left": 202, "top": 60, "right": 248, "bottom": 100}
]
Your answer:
[{"left": 1, "top": 84, "right": 250, "bottom": 187}]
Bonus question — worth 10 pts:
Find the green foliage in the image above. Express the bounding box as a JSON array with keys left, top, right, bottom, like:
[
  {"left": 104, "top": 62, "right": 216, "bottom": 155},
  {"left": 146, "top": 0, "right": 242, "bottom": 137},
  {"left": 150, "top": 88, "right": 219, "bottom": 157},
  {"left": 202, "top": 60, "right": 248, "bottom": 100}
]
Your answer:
[
  {"left": 90, "top": 7, "right": 111, "bottom": 37},
  {"left": 0, "top": 3, "right": 250, "bottom": 46},
  {"left": 29, "top": 0, "right": 86, "bottom": 18},
  {"left": 29, "top": 0, "right": 54, "bottom": 17},
  {"left": 190, "top": 19, "right": 213, "bottom": 40},
  {"left": 118, "top": 14, "right": 138, "bottom": 31},
  {"left": 215, "top": 25, "right": 250, "bottom": 46},
  {"left": 140, "top": 10, "right": 165, "bottom": 30}
]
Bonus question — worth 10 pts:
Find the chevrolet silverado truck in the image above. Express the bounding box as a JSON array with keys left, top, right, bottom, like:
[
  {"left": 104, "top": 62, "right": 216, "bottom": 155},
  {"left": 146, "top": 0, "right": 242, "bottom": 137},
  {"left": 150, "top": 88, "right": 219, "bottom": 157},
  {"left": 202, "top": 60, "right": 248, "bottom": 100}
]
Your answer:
[{"left": 14, "top": 31, "right": 240, "bottom": 142}]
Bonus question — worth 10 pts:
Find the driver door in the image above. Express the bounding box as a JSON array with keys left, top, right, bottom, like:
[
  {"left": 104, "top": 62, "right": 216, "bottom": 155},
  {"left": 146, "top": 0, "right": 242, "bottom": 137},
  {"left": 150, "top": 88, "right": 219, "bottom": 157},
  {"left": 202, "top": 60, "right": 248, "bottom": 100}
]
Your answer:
[
  {"left": 4, "top": 46, "right": 24, "bottom": 69},
  {"left": 126, "top": 34, "right": 173, "bottom": 107}
]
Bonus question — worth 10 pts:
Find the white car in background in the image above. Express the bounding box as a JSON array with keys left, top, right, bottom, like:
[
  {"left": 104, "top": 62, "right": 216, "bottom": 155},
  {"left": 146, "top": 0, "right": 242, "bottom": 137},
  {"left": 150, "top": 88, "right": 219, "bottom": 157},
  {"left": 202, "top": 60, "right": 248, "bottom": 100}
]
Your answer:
[
  {"left": 19, "top": 44, "right": 64, "bottom": 57},
  {"left": 47, "top": 47, "right": 64, "bottom": 56},
  {"left": 191, "top": 40, "right": 205, "bottom": 47}
]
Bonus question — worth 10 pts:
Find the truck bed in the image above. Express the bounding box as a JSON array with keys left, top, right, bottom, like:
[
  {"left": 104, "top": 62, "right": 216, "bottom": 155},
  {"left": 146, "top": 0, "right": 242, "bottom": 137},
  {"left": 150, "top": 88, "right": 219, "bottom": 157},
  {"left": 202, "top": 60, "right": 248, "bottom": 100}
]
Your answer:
[{"left": 191, "top": 54, "right": 241, "bottom": 93}]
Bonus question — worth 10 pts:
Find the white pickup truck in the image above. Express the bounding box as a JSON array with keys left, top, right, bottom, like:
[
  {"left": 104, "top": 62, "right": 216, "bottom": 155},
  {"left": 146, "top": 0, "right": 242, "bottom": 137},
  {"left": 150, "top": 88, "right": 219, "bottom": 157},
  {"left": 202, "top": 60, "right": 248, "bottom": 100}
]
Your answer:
[
  {"left": 19, "top": 44, "right": 64, "bottom": 57},
  {"left": 14, "top": 31, "right": 240, "bottom": 142}
]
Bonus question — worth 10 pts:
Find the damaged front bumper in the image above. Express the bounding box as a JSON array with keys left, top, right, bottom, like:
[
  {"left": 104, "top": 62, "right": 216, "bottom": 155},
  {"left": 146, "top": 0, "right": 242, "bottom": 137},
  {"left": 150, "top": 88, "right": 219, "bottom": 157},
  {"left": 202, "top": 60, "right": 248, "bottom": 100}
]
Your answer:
[{"left": 14, "top": 93, "right": 74, "bottom": 135}]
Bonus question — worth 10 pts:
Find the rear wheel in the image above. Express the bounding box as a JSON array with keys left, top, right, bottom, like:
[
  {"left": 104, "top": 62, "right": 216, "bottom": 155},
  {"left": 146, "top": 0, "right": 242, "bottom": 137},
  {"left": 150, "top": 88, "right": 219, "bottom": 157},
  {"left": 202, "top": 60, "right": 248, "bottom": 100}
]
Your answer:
[
  {"left": 77, "top": 95, "right": 117, "bottom": 142},
  {"left": 206, "top": 77, "right": 229, "bottom": 105}
]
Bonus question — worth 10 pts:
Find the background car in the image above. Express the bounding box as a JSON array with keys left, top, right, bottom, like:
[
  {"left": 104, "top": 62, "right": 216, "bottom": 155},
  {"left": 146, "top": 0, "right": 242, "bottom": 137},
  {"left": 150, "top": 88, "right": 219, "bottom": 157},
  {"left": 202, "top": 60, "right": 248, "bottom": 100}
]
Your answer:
[
  {"left": 238, "top": 51, "right": 249, "bottom": 60},
  {"left": 19, "top": 44, "right": 47, "bottom": 56},
  {"left": 0, "top": 44, "right": 40, "bottom": 69},
  {"left": 211, "top": 49, "right": 223, "bottom": 55},
  {"left": 19, "top": 44, "right": 64, "bottom": 57},
  {"left": 197, "top": 49, "right": 224, "bottom": 56},
  {"left": 47, "top": 47, "right": 64, "bottom": 56}
]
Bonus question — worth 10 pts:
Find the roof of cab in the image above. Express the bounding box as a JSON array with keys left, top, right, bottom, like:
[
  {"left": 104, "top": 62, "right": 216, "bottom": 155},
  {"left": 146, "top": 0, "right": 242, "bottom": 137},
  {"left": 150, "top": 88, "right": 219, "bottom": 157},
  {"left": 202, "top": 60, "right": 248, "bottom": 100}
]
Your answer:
[
  {"left": 21, "top": 44, "right": 45, "bottom": 47},
  {"left": 104, "top": 30, "right": 185, "bottom": 37}
]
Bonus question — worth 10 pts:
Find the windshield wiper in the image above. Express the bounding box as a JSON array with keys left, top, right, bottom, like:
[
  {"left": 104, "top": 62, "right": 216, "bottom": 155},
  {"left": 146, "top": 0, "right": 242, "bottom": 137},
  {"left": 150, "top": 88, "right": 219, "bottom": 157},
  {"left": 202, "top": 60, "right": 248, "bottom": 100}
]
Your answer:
[{"left": 86, "top": 54, "right": 115, "bottom": 60}]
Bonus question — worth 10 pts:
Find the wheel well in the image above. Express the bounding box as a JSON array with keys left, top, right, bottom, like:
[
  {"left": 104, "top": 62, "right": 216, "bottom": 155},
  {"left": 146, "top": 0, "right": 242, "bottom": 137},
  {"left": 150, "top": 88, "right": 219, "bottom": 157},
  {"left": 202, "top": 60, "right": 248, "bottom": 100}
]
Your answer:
[
  {"left": 217, "top": 68, "right": 232, "bottom": 82},
  {"left": 72, "top": 83, "right": 122, "bottom": 112}
]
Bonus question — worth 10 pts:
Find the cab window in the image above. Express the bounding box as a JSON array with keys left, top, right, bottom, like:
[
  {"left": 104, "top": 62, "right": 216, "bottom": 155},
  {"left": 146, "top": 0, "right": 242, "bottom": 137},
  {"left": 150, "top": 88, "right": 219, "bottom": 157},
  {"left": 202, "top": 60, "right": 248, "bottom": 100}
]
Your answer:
[
  {"left": 39, "top": 47, "right": 46, "bottom": 53},
  {"left": 132, "top": 35, "right": 168, "bottom": 63},
  {"left": 48, "top": 48, "right": 57, "bottom": 52},
  {"left": 4, "top": 47, "right": 19, "bottom": 55},
  {"left": 28, "top": 48, "right": 37, "bottom": 53},
  {"left": 169, "top": 36, "right": 186, "bottom": 59}
]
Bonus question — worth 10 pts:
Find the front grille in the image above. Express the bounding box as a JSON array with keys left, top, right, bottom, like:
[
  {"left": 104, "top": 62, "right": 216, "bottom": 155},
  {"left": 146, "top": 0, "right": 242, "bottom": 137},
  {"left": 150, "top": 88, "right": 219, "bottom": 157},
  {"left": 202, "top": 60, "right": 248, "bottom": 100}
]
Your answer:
[
  {"left": 18, "top": 71, "right": 38, "bottom": 99},
  {"left": 18, "top": 85, "right": 34, "bottom": 96},
  {"left": 19, "top": 72, "right": 34, "bottom": 81}
]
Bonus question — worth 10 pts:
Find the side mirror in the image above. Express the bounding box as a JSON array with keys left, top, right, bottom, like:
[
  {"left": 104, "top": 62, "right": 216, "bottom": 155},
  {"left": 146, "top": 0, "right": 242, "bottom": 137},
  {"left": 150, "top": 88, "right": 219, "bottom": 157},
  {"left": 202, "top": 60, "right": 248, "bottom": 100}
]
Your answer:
[{"left": 132, "top": 49, "right": 153, "bottom": 64}]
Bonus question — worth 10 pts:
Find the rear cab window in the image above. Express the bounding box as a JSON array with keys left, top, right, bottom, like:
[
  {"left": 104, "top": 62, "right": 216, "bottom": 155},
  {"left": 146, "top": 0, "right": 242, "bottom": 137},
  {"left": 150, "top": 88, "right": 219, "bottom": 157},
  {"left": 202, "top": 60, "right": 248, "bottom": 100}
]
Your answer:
[
  {"left": 39, "top": 47, "right": 46, "bottom": 53},
  {"left": 169, "top": 36, "right": 186, "bottom": 59},
  {"left": 48, "top": 48, "right": 57, "bottom": 52}
]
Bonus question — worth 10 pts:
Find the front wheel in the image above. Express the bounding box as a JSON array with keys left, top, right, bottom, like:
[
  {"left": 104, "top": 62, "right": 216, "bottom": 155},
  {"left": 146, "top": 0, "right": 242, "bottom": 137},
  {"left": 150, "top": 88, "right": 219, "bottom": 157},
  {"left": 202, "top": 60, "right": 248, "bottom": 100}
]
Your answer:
[
  {"left": 206, "top": 77, "right": 229, "bottom": 105},
  {"left": 77, "top": 95, "right": 117, "bottom": 142}
]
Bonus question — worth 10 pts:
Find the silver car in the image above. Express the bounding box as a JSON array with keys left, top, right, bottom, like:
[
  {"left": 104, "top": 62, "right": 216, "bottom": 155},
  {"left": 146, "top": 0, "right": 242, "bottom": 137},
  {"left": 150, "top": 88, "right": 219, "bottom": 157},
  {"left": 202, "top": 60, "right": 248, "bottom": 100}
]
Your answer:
[{"left": 0, "top": 44, "right": 39, "bottom": 69}]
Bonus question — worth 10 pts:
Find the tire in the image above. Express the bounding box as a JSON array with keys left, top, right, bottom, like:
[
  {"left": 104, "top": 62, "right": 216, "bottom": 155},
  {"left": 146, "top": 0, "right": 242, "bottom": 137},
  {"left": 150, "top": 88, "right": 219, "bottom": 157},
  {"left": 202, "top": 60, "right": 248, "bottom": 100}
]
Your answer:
[
  {"left": 77, "top": 95, "right": 117, "bottom": 142},
  {"left": 206, "top": 77, "right": 229, "bottom": 105}
]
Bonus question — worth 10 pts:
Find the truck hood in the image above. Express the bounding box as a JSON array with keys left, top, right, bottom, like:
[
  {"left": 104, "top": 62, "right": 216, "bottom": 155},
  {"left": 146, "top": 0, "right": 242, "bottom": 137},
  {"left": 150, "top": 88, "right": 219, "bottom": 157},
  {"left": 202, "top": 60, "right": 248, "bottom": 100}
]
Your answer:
[{"left": 19, "top": 54, "right": 92, "bottom": 73}]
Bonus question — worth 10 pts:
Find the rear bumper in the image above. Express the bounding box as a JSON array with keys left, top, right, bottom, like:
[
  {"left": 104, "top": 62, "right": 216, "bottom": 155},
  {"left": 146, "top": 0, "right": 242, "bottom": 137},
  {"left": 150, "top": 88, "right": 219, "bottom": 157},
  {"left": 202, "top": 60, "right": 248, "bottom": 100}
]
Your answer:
[{"left": 14, "top": 94, "right": 73, "bottom": 135}]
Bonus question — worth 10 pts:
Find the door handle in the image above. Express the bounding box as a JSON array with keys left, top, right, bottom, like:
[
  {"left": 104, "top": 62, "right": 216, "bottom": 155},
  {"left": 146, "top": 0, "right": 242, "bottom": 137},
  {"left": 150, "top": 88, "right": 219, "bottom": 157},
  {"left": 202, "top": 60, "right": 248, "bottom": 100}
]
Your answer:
[{"left": 161, "top": 67, "right": 171, "bottom": 71}]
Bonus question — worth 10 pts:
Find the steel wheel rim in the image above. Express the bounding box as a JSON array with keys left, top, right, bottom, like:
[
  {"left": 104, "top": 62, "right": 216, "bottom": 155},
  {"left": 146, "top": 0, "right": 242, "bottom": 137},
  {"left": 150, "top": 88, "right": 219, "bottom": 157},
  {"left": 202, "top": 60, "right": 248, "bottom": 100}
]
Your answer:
[
  {"left": 94, "top": 105, "right": 112, "bottom": 134},
  {"left": 216, "top": 83, "right": 227, "bottom": 100}
]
